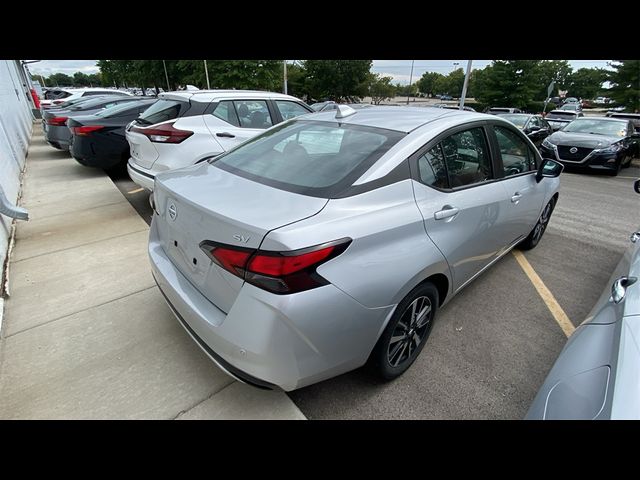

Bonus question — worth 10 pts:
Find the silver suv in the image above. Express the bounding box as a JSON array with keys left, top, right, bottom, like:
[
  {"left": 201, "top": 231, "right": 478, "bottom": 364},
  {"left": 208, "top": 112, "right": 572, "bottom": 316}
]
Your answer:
[{"left": 149, "top": 106, "right": 563, "bottom": 391}]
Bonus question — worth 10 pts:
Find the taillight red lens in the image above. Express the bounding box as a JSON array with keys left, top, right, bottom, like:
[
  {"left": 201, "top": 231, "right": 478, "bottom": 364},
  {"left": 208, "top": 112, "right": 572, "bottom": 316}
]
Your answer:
[
  {"left": 71, "top": 125, "right": 104, "bottom": 136},
  {"left": 247, "top": 247, "right": 336, "bottom": 277},
  {"left": 200, "top": 239, "right": 351, "bottom": 294},
  {"left": 131, "top": 122, "right": 193, "bottom": 144},
  {"left": 47, "top": 116, "right": 68, "bottom": 126},
  {"left": 209, "top": 247, "right": 253, "bottom": 276}
]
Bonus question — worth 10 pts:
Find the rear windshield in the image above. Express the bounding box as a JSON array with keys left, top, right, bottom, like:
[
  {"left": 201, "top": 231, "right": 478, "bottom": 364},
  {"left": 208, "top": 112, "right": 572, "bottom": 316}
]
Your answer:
[
  {"left": 95, "top": 100, "right": 154, "bottom": 118},
  {"left": 546, "top": 112, "right": 576, "bottom": 119},
  {"left": 137, "top": 99, "right": 188, "bottom": 125},
  {"left": 498, "top": 114, "right": 528, "bottom": 127},
  {"left": 489, "top": 108, "right": 510, "bottom": 113},
  {"left": 68, "top": 96, "right": 127, "bottom": 111},
  {"left": 212, "top": 120, "right": 406, "bottom": 198}
]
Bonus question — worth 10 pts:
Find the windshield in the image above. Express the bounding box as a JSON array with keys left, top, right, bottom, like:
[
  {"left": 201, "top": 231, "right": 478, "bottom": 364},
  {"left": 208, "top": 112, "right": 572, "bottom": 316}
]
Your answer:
[
  {"left": 69, "top": 96, "right": 123, "bottom": 110},
  {"left": 212, "top": 120, "right": 406, "bottom": 198},
  {"left": 559, "top": 104, "right": 579, "bottom": 111},
  {"left": 563, "top": 119, "right": 628, "bottom": 137},
  {"left": 498, "top": 114, "right": 528, "bottom": 127},
  {"left": 56, "top": 97, "right": 94, "bottom": 108}
]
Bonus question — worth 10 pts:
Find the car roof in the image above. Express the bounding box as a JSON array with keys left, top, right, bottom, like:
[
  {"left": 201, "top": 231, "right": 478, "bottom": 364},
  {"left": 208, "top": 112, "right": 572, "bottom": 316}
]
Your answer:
[
  {"left": 303, "top": 106, "right": 488, "bottom": 133},
  {"left": 158, "top": 89, "right": 303, "bottom": 103}
]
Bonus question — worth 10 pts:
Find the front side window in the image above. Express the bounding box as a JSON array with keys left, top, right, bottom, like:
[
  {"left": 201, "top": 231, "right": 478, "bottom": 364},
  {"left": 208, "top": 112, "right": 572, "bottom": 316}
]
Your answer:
[
  {"left": 440, "top": 127, "right": 492, "bottom": 187},
  {"left": 495, "top": 126, "right": 534, "bottom": 176},
  {"left": 417, "top": 145, "right": 448, "bottom": 189},
  {"left": 275, "top": 100, "right": 311, "bottom": 120},
  {"left": 234, "top": 100, "right": 273, "bottom": 129},
  {"left": 212, "top": 120, "right": 405, "bottom": 197}
]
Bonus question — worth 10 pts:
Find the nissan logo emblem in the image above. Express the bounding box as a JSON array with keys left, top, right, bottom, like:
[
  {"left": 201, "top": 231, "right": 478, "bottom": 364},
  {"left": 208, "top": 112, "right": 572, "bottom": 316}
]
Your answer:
[
  {"left": 569, "top": 147, "right": 578, "bottom": 154},
  {"left": 168, "top": 203, "right": 177, "bottom": 221}
]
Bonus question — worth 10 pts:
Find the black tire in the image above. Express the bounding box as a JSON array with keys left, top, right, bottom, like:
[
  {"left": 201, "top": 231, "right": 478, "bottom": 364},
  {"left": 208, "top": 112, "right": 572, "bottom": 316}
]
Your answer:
[
  {"left": 608, "top": 160, "right": 622, "bottom": 176},
  {"left": 518, "top": 197, "right": 556, "bottom": 251},
  {"left": 369, "top": 282, "right": 439, "bottom": 380}
]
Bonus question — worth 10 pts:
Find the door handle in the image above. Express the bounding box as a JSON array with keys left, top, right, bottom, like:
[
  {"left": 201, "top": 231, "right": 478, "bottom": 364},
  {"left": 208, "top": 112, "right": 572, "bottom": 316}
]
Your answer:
[
  {"left": 611, "top": 276, "right": 637, "bottom": 304},
  {"left": 511, "top": 193, "right": 522, "bottom": 203},
  {"left": 434, "top": 206, "right": 459, "bottom": 220},
  {"left": 216, "top": 132, "right": 235, "bottom": 138}
]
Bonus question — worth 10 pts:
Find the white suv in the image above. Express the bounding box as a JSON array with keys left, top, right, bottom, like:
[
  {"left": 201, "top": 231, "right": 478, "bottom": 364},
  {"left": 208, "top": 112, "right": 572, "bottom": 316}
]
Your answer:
[{"left": 126, "top": 90, "right": 313, "bottom": 190}]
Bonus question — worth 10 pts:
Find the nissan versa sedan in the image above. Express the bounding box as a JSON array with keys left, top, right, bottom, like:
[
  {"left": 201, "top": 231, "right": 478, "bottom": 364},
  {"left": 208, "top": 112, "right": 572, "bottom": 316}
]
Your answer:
[
  {"left": 149, "top": 106, "right": 563, "bottom": 391},
  {"left": 527, "top": 179, "right": 640, "bottom": 420},
  {"left": 540, "top": 117, "right": 640, "bottom": 175}
]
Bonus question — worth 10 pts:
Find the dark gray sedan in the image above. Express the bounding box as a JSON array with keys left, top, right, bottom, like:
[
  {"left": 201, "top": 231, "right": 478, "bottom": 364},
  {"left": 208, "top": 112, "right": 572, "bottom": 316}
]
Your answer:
[
  {"left": 43, "top": 96, "right": 141, "bottom": 151},
  {"left": 527, "top": 179, "right": 640, "bottom": 419}
]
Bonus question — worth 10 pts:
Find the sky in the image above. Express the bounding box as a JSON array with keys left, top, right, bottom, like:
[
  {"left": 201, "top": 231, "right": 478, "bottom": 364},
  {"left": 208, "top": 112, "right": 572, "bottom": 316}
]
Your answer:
[{"left": 26, "top": 59, "right": 614, "bottom": 85}]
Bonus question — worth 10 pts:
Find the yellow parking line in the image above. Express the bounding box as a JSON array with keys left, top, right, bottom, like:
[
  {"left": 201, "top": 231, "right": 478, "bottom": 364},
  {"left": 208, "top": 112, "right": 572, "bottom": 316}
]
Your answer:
[
  {"left": 127, "top": 187, "right": 144, "bottom": 194},
  {"left": 613, "top": 176, "right": 638, "bottom": 180},
  {"left": 512, "top": 250, "right": 575, "bottom": 338}
]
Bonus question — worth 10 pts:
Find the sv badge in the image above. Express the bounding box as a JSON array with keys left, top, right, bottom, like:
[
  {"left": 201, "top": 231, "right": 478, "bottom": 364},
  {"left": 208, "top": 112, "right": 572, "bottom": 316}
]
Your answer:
[{"left": 233, "top": 234, "right": 251, "bottom": 244}]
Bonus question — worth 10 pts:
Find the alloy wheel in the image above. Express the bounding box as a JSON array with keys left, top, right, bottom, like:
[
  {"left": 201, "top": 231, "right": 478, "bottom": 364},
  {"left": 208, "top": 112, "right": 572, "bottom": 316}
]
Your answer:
[{"left": 387, "top": 296, "right": 433, "bottom": 367}]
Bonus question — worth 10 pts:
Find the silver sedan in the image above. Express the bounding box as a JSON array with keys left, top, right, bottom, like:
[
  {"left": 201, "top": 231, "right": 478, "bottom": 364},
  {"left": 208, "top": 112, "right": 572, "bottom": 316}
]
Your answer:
[
  {"left": 527, "top": 179, "right": 640, "bottom": 420},
  {"left": 149, "top": 106, "right": 562, "bottom": 391}
]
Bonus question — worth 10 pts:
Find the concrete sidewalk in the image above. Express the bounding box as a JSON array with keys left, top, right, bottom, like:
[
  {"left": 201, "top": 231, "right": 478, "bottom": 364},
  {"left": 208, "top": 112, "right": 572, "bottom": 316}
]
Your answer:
[{"left": 0, "top": 127, "right": 305, "bottom": 420}]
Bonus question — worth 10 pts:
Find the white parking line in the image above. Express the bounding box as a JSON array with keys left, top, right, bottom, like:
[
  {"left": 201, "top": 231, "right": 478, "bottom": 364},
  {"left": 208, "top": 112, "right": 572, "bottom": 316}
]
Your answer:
[{"left": 512, "top": 250, "right": 575, "bottom": 338}]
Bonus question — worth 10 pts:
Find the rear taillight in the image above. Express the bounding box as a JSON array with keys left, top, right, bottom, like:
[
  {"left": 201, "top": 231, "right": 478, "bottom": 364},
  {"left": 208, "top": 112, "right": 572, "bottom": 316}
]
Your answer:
[
  {"left": 70, "top": 125, "right": 105, "bottom": 136},
  {"left": 199, "top": 239, "right": 351, "bottom": 294},
  {"left": 131, "top": 122, "right": 193, "bottom": 144},
  {"left": 46, "top": 116, "right": 68, "bottom": 126}
]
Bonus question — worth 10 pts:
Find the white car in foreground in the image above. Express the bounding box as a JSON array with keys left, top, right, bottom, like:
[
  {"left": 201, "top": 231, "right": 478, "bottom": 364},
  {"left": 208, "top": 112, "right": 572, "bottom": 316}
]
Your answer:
[{"left": 126, "top": 90, "right": 313, "bottom": 190}]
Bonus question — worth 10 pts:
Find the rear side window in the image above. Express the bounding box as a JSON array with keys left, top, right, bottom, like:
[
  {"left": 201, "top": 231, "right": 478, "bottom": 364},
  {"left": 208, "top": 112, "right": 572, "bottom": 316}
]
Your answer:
[
  {"left": 212, "top": 120, "right": 405, "bottom": 197},
  {"left": 212, "top": 100, "right": 240, "bottom": 127},
  {"left": 138, "top": 99, "right": 188, "bottom": 125},
  {"left": 234, "top": 100, "right": 273, "bottom": 129},
  {"left": 494, "top": 126, "right": 535, "bottom": 176}
]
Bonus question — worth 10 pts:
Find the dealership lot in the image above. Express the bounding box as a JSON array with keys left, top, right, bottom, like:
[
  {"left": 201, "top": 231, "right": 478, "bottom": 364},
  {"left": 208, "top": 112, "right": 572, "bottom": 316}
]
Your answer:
[{"left": 107, "top": 153, "right": 640, "bottom": 418}]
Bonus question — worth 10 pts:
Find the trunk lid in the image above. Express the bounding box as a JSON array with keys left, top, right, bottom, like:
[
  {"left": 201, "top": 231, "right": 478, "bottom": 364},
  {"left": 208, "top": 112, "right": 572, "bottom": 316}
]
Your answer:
[{"left": 153, "top": 162, "right": 328, "bottom": 312}]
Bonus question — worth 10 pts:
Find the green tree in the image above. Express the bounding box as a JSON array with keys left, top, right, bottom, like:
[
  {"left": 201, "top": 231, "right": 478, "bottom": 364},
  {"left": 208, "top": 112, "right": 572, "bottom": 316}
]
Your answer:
[
  {"left": 417, "top": 71, "right": 443, "bottom": 97},
  {"left": 395, "top": 82, "right": 417, "bottom": 97},
  {"left": 607, "top": 60, "right": 640, "bottom": 112},
  {"left": 370, "top": 75, "right": 396, "bottom": 104},
  {"left": 535, "top": 60, "right": 572, "bottom": 98},
  {"left": 566, "top": 68, "right": 608, "bottom": 100},
  {"left": 304, "top": 60, "right": 372, "bottom": 101},
  {"left": 47, "top": 73, "right": 73, "bottom": 87},
  {"left": 473, "top": 60, "right": 542, "bottom": 109},
  {"left": 73, "top": 72, "right": 90, "bottom": 87}
]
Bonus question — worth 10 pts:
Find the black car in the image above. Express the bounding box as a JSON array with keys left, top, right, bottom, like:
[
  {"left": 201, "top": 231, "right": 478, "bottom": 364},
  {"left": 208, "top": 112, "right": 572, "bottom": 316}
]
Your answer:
[
  {"left": 496, "top": 113, "right": 551, "bottom": 147},
  {"left": 544, "top": 109, "right": 584, "bottom": 131},
  {"left": 68, "top": 98, "right": 157, "bottom": 170},
  {"left": 540, "top": 117, "right": 640, "bottom": 175}
]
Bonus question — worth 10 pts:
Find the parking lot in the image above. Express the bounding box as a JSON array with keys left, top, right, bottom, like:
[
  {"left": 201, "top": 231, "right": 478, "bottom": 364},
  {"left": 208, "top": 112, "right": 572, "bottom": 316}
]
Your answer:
[{"left": 108, "top": 158, "right": 640, "bottom": 419}]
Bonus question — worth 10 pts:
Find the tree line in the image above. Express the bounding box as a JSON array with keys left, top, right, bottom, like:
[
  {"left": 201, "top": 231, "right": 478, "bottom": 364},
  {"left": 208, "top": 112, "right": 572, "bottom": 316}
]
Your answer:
[{"left": 36, "top": 60, "right": 639, "bottom": 112}]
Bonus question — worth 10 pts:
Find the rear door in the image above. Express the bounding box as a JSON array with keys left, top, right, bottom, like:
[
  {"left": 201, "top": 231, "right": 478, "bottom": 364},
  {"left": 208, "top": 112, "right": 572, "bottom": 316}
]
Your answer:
[
  {"left": 203, "top": 99, "right": 274, "bottom": 151},
  {"left": 126, "top": 97, "right": 190, "bottom": 168},
  {"left": 411, "top": 123, "right": 512, "bottom": 292}
]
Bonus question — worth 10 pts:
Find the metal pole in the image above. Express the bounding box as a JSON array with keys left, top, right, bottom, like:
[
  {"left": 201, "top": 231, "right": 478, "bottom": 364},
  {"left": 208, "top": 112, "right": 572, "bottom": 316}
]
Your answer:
[
  {"left": 204, "top": 60, "right": 210, "bottom": 89},
  {"left": 283, "top": 60, "right": 288, "bottom": 95},
  {"left": 459, "top": 60, "right": 473, "bottom": 110},
  {"left": 407, "top": 60, "right": 415, "bottom": 105},
  {"left": 40, "top": 75, "right": 46, "bottom": 87},
  {"left": 163, "top": 60, "right": 170, "bottom": 90}
]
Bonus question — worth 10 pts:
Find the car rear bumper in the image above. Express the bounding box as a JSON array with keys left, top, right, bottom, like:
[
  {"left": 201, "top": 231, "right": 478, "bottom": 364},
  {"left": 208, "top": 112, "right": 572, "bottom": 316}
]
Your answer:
[
  {"left": 148, "top": 216, "right": 393, "bottom": 391},
  {"left": 45, "top": 125, "right": 71, "bottom": 150},
  {"left": 127, "top": 159, "right": 155, "bottom": 190}
]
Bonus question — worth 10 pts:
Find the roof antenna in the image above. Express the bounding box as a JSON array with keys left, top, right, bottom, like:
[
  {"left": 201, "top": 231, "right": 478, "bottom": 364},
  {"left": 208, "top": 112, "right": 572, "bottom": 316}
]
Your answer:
[{"left": 335, "top": 104, "right": 357, "bottom": 119}]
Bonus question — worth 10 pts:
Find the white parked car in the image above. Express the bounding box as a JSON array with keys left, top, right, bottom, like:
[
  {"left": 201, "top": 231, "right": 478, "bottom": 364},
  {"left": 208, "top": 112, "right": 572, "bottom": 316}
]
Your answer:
[
  {"left": 40, "top": 87, "right": 132, "bottom": 108},
  {"left": 126, "top": 90, "right": 313, "bottom": 190}
]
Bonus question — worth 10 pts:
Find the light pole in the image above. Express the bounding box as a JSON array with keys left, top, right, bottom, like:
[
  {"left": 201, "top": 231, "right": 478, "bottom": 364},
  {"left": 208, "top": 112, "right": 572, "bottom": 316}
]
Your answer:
[
  {"left": 459, "top": 60, "right": 473, "bottom": 110},
  {"left": 406, "top": 60, "right": 415, "bottom": 105},
  {"left": 283, "top": 60, "right": 288, "bottom": 95},
  {"left": 162, "top": 60, "right": 170, "bottom": 91},
  {"left": 204, "top": 60, "right": 210, "bottom": 89}
]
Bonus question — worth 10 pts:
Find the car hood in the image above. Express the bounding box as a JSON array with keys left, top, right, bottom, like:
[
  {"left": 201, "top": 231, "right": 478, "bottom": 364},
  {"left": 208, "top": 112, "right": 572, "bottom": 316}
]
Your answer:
[{"left": 548, "top": 131, "right": 620, "bottom": 149}]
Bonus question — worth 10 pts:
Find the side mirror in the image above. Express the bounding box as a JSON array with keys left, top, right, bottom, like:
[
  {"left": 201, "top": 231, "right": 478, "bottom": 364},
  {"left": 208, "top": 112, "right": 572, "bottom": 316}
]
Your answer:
[
  {"left": 536, "top": 158, "right": 563, "bottom": 183},
  {"left": 634, "top": 179, "right": 640, "bottom": 194}
]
